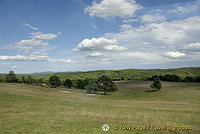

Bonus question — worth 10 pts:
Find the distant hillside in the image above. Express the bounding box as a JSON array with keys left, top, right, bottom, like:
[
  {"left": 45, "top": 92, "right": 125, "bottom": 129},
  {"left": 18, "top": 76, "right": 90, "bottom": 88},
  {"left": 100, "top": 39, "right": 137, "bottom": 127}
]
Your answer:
[
  {"left": 18, "top": 67, "right": 200, "bottom": 80},
  {"left": 1, "top": 67, "right": 200, "bottom": 80}
]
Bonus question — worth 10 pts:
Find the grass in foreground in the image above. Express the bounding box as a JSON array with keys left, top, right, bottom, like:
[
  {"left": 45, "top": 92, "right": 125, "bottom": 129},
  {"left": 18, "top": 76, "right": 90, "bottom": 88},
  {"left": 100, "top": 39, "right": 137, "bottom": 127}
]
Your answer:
[{"left": 0, "top": 81, "right": 200, "bottom": 134}]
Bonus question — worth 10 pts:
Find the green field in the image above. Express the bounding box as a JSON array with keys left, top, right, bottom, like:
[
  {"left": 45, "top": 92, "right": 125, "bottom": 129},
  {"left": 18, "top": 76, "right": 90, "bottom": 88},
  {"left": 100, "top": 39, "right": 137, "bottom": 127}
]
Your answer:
[{"left": 0, "top": 81, "right": 200, "bottom": 134}]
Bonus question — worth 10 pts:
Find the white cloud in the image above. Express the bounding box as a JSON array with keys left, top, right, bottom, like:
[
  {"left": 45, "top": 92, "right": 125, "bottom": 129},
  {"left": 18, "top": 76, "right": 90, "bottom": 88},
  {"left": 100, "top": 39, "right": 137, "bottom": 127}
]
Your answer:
[
  {"left": 57, "top": 32, "right": 62, "bottom": 35},
  {"left": 74, "top": 37, "right": 126, "bottom": 51},
  {"left": 92, "top": 24, "right": 98, "bottom": 30},
  {"left": 17, "top": 39, "right": 43, "bottom": 46},
  {"left": 88, "top": 52, "right": 105, "bottom": 57},
  {"left": 32, "top": 51, "right": 47, "bottom": 55},
  {"left": 24, "top": 23, "right": 38, "bottom": 30},
  {"left": 166, "top": 51, "right": 186, "bottom": 58},
  {"left": 0, "top": 39, "right": 49, "bottom": 51},
  {"left": 0, "top": 55, "right": 73, "bottom": 63},
  {"left": 0, "top": 55, "right": 49, "bottom": 61},
  {"left": 84, "top": 0, "right": 142, "bottom": 18},
  {"left": 11, "top": 65, "right": 17, "bottom": 69},
  {"left": 48, "top": 58, "right": 73, "bottom": 63},
  {"left": 123, "top": 18, "right": 138, "bottom": 23},
  {"left": 117, "top": 52, "right": 169, "bottom": 62},
  {"left": 140, "top": 14, "right": 166, "bottom": 23},
  {"left": 0, "top": 44, "right": 32, "bottom": 50},
  {"left": 169, "top": 0, "right": 200, "bottom": 15},
  {"left": 105, "top": 16, "right": 200, "bottom": 46},
  {"left": 30, "top": 32, "right": 58, "bottom": 40},
  {"left": 183, "top": 42, "right": 200, "bottom": 52}
]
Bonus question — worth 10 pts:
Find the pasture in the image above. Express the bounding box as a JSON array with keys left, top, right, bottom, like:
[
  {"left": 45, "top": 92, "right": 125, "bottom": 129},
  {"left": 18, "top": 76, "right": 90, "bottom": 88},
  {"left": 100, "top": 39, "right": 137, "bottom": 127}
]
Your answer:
[{"left": 0, "top": 81, "right": 200, "bottom": 134}]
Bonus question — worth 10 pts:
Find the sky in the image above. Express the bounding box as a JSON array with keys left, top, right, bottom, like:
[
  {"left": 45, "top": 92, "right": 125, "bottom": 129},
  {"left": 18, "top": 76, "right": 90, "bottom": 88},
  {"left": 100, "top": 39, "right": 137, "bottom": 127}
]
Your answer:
[{"left": 0, "top": 0, "right": 200, "bottom": 73}]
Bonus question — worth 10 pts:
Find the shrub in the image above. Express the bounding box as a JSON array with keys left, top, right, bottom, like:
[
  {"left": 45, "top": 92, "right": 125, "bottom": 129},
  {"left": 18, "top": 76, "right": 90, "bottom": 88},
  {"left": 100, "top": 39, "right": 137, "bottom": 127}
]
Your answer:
[
  {"left": 49, "top": 75, "right": 61, "bottom": 87},
  {"left": 64, "top": 79, "right": 73, "bottom": 88},
  {"left": 6, "top": 71, "right": 18, "bottom": 83},
  {"left": 150, "top": 77, "right": 162, "bottom": 91},
  {"left": 76, "top": 79, "right": 85, "bottom": 89}
]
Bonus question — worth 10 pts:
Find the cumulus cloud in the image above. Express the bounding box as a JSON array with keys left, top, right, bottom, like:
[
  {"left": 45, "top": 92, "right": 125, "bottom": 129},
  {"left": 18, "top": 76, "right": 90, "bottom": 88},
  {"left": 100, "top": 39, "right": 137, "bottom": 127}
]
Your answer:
[
  {"left": 0, "top": 55, "right": 73, "bottom": 63},
  {"left": 84, "top": 0, "right": 142, "bottom": 18},
  {"left": 166, "top": 51, "right": 186, "bottom": 58},
  {"left": 24, "top": 23, "right": 38, "bottom": 30},
  {"left": 74, "top": 37, "right": 126, "bottom": 51},
  {"left": 140, "top": 14, "right": 166, "bottom": 23},
  {"left": 105, "top": 16, "right": 200, "bottom": 46},
  {"left": 30, "top": 32, "right": 58, "bottom": 40}
]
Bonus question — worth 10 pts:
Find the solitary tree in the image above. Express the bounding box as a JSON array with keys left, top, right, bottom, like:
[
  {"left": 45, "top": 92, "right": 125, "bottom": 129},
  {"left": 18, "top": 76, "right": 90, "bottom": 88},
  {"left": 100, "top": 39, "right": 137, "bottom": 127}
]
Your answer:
[
  {"left": 150, "top": 77, "right": 162, "bottom": 91},
  {"left": 85, "top": 79, "right": 99, "bottom": 94},
  {"left": 64, "top": 79, "right": 72, "bottom": 88},
  {"left": 97, "top": 75, "right": 118, "bottom": 95},
  {"left": 49, "top": 75, "right": 61, "bottom": 87},
  {"left": 6, "top": 71, "right": 18, "bottom": 83}
]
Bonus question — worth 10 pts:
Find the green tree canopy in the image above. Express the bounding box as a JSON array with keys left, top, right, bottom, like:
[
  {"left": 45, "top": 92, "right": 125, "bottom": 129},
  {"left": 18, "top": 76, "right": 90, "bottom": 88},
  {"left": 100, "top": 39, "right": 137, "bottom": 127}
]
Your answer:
[
  {"left": 97, "top": 75, "right": 118, "bottom": 95},
  {"left": 64, "top": 79, "right": 72, "bottom": 88},
  {"left": 85, "top": 79, "right": 99, "bottom": 94},
  {"left": 76, "top": 79, "right": 85, "bottom": 89},
  {"left": 151, "top": 77, "right": 162, "bottom": 91},
  {"left": 6, "top": 71, "right": 18, "bottom": 83},
  {"left": 49, "top": 75, "right": 61, "bottom": 87}
]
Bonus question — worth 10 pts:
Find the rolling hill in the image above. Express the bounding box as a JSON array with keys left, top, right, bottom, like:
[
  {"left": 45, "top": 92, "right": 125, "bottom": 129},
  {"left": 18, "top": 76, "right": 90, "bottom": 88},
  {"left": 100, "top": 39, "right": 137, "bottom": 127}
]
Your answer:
[{"left": 1, "top": 67, "right": 200, "bottom": 80}]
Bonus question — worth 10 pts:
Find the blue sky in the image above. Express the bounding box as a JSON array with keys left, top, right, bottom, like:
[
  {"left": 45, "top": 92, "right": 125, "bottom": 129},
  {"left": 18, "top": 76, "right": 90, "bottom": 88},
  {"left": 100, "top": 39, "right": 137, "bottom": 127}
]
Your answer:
[{"left": 0, "top": 0, "right": 200, "bottom": 73}]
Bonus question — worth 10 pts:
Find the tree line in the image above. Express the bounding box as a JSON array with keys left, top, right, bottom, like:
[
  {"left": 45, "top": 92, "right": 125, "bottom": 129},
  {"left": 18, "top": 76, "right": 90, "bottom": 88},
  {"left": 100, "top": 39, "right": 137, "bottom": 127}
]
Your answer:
[
  {"left": 1, "top": 71, "right": 118, "bottom": 95},
  {"left": 147, "top": 74, "right": 200, "bottom": 82}
]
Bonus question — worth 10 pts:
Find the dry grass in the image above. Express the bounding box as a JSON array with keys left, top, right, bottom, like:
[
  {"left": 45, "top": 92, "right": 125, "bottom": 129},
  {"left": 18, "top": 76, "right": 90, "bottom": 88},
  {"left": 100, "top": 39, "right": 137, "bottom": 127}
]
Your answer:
[{"left": 0, "top": 81, "right": 200, "bottom": 134}]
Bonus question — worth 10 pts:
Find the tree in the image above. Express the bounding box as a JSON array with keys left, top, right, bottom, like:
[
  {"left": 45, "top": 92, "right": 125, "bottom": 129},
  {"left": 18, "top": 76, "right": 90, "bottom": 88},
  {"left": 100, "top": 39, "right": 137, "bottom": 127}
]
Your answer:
[
  {"left": 6, "top": 71, "right": 18, "bottom": 83},
  {"left": 150, "top": 77, "right": 162, "bottom": 91},
  {"left": 76, "top": 79, "right": 85, "bottom": 89},
  {"left": 26, "top": 76, "right": 35, "bottom": 84},
  {"left": 49, "top": 75, "right": 61, "bottom": 87},
  {"left": 22, "top": 76, "right": 26, "bottom": 83},
  {"left": 183, "top": 76, "right": 195, "bottom": 82},
  {"left": 85, "top": 79, "right": 99, "bottom": 94},
  {"left": 196, "top": 76, "right": 200, "bottom": 82},
  {"left": 97, "top": 75, "right": 118, "bottom": 95},
  {"left": 38, "top": 78, "right": 45, "bottom": 83},
  {"left": 64, "top": 79, "right": 72, "bottom": 88}
]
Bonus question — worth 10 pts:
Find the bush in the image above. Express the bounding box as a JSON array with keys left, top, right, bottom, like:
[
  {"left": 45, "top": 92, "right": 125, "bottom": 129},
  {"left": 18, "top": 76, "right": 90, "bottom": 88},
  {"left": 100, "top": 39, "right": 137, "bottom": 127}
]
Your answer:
[
  {"left": 76, "top": 79, "right": 85, "bottom": 89},
  {"left": 64, "top": 79, "right": 72, "bottom": 88},
  {"left": 183, "top": 76, "right": 195, "bottom": 82},
  {"left": 196, "top": 76, "right": 200, "bottom": 82},
  {"left": 49, "top": 75, "right": 61, "bottom": 87},
  {"left": 6, "top": 71, "right": 18, "bottom": 83},
  {"left": 150, "top": 77, "right": 162, "bottom": 91},
  {"left": 26, "top": 76, "right": 36, "bottom": 84}
]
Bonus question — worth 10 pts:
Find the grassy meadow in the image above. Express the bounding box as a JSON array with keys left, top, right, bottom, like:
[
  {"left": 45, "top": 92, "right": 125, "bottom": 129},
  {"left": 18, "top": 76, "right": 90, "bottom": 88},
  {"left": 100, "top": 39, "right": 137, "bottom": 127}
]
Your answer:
[{"left": 0, "top": 81, "right": 200, "bottom": 134}]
